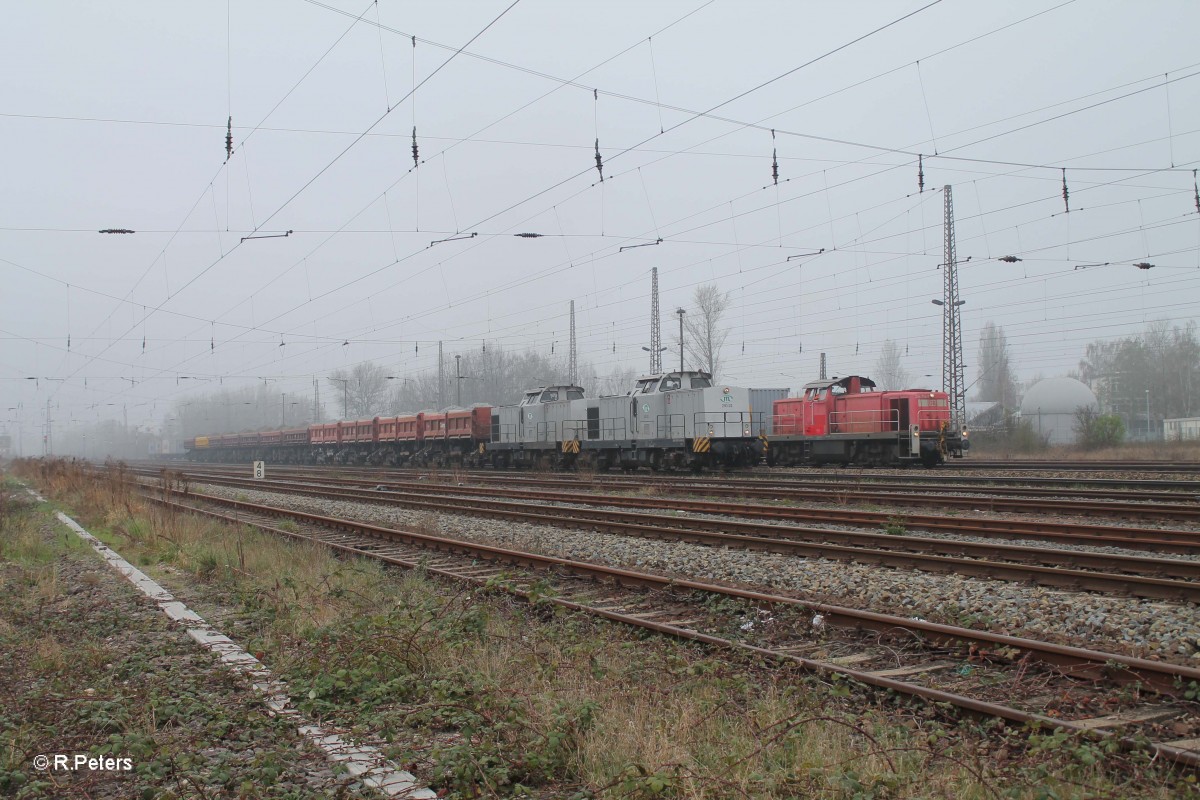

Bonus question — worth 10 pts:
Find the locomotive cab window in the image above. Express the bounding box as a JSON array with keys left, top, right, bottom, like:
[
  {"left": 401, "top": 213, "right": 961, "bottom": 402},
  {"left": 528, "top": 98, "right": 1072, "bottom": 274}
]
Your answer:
[
  {"left": 661, "top": 376, "right": 681, "bottom": 391},
  {"left": 567, "top": 389, "right": 584, "bottom": 400},
  {"left": 540, "top": 390, "right": 559, "bottom": 403},
  {"left": 636, "top": 379, "right": 656, "bottom": 394},
  {"left": 691, "top": 376, "right": 712, "bottom": 388}
]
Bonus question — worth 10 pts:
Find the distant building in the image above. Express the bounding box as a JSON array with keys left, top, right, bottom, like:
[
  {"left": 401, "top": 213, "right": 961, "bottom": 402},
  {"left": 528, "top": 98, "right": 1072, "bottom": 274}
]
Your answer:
[
  {"left": 1019, "top": 377, "right": 1098, "bottom": 445},
  {"left": 1163, "top": 418, "right": 1200, "bottom": 441},
  {"left": 965, "top": 401, "right": 1004, "bottom": 430}
]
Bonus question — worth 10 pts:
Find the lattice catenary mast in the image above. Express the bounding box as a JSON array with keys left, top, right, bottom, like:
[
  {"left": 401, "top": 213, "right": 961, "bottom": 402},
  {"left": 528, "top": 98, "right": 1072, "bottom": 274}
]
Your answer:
[
  {"left": 568, "top": 300, "right": 578, "bottom": 386},
  {"left": 437, "top": 340, "right": 444, "bottom": 410},
  {"left": 941, "top": 185, "right": 965, "bottom": 426},
  {"left": 649, "top": 267, "right": 662, "bottom": 374}
]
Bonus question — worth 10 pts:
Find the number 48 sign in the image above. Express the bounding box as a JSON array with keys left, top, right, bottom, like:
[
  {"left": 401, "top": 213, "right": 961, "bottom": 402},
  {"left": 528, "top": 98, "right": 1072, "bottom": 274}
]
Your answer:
[{"left": 253, "top": 461, "right": 265, "bottom": 480}]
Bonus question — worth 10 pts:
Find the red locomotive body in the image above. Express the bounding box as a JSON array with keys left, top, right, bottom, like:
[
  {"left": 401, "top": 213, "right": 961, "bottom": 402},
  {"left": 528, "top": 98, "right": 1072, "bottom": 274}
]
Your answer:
[{"left": 771, "top": 376, "right": 965, "bottom": 466}]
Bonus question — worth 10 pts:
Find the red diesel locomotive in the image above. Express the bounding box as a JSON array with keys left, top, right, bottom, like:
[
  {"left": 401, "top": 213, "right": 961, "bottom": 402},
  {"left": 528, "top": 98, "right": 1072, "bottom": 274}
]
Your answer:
[{"left": 769, "top": 375, "right": 967, "bottom": 466}]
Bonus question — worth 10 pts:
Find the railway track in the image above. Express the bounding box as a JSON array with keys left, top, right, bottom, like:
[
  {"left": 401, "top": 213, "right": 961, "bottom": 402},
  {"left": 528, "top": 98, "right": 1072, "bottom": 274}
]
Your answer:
[
  {"left": 158, "top": 459, "right": 1200, "bottom": 492},
  {"left": 143, "top": 466, "right": 1200, "bottom": 555},
  {"left": 401, "top": 466, "right": 1200, "bottom": 502},
  {"left": 404, "top": 472, "right": 1200, "bottom": 520},
  {"left": 170, "top": 462, "right": 1200, "bottom": 520},
  {"left": 143, "top": 488, "right": 1200, "bottom": 769},
  {"left": 946, "top": 460, "right": 1200, "bottom": 473},
  {"left": 136, "top": 470, "right": 1200, "bottom": 603}
]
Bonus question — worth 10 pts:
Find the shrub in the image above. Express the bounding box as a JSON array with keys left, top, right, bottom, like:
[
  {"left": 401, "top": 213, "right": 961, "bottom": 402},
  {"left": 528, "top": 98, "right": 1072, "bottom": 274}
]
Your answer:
[{"left": 1075, "top": 408, "right": 1125, "bottom": 449}]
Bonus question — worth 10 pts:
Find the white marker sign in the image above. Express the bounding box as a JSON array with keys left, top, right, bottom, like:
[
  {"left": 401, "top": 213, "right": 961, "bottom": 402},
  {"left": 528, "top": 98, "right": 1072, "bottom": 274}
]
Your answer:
[{"left": 253, "top": 460, "right": 265, "bottom": 479}]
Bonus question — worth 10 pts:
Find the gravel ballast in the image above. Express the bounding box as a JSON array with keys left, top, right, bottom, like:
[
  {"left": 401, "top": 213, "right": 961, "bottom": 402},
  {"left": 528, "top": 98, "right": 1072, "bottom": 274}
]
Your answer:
[{"left": 199, "top": 484, "right": 1200, "bottom": 664}]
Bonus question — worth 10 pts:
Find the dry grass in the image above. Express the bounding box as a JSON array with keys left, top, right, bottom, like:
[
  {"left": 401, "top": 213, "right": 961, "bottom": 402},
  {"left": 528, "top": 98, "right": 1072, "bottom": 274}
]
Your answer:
[
  {"left": 30, "top": 637, "right": 66, "bottom": 674},
  {"left": 974, "top": 439, "right": 1200, "bottom": 461},
  {"left": 412, "top": 511, "right": 442, "bottom": 537},
  {"left": 1061, "top": 440, "right": 1200, "bottom": 461}
]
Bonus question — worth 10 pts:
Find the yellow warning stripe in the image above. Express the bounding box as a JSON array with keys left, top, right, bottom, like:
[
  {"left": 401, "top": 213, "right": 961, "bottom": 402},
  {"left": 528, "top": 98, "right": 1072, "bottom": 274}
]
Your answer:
[
  {"left": 692, "top": 437, "right": 711, "bottom": 453},
  {"left": 562, "top": 439, "right": 580, "bottom": 454}
]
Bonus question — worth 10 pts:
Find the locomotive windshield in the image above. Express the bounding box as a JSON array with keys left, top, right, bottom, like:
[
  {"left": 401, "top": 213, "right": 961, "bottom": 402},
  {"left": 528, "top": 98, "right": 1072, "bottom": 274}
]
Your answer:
[{"left": 691, "top": 376, "right": 712, "bottom": 388}]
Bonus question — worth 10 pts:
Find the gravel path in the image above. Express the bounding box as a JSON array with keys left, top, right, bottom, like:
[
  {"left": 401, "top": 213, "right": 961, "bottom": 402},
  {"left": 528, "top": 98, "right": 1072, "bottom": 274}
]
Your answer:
[{"left": 200, "top": 484, "right": 1200, "bottom": 664}]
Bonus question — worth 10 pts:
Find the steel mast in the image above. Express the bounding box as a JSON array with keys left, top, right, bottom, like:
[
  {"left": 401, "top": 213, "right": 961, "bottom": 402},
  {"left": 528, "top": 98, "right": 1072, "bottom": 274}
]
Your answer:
[
  {"left": 649, "top": 267, "right": 662, "bottom": 374},
  {"left": 942, "top": 185, "right": 965, "bottom": 427}
]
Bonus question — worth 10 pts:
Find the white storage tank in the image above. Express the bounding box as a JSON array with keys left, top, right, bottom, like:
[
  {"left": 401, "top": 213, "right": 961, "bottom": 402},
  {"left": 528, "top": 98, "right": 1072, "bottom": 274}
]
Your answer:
[{"left": 1019, "top": 377, "right": 1098, "bottom": 445}]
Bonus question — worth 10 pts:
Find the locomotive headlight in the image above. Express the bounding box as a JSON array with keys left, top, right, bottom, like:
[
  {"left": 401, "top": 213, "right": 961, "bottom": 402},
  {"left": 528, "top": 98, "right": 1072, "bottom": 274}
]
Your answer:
[{"left": 743, "top": 427, "right": 750, "bottom": 436}]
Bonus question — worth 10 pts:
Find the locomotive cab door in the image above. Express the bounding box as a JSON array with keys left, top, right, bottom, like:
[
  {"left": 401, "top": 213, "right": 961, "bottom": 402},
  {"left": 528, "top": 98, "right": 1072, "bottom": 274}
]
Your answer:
[
  {"left": 586, "top": 405, "right": 600, "bottom": 440},
  {"left": 889, "top": 398, "right": 909, "bottom": 432},
  {"left": 807, "top": 388, "right": 829, "bottom": 435}
]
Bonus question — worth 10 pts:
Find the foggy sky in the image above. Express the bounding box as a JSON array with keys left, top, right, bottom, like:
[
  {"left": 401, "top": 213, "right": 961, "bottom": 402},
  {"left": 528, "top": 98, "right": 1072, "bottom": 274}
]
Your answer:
[{"left": 3, "top": 0, "right": 1199, "bottom": 451}]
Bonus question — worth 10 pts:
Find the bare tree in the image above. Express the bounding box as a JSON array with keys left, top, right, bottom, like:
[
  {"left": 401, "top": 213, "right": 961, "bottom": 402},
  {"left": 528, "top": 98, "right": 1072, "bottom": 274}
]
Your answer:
[
  {"left": 975, "top": 322, "right": 1018, "bottom": 409},
  {"left": 329, "top": 362, "right": 389, "bottom": 418},
  {"left": 1079, "top": 319, "right": 1199, "bottom": 424},
  {"left": 595, "top": 365, "right": 639, "bottom": 396},
  {"left": 386, "top": 343, "right": 568, "bottom": 410},
  {"left": 873, "top": 339, "right": 911, "bottom": 390},
  {"left": 172, "top": 384, "right": 314, "bottom": 437},
  {"left": 682, "top": 284, "right": 731, "bottom": 377}
]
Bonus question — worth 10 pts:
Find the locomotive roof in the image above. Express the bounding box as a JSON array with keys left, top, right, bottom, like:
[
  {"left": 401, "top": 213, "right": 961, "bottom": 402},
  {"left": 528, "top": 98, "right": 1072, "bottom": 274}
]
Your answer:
[
  {"left": 634, "top": 370, "right": 712, "bottom": 381},
  {"left": 521, "top": 384, "right": 584, "bottom": 393},
  {"left": 801, "top": 375, "right": 878, "bottom": 391}
]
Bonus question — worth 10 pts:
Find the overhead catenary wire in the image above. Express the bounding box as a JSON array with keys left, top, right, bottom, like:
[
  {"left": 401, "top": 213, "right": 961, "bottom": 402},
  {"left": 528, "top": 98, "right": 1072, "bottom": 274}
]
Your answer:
[
  {"left": 100, "top": 140, "right": 1200, "bottom": 398},
  {"left": 166, "top": 0, "right": 719, "bottom": 358},
  {"left": 44, "top": 0, "right": 523, "bottom": 407},
  {"left": 39, "top": 0, "right": 387, "bottom": 399},
  {"left": 23, "top": 4, "right": 1200, "bottom": 424},
  {"left": 159, "top": 149, "right": 1200, "bottom": 398}
]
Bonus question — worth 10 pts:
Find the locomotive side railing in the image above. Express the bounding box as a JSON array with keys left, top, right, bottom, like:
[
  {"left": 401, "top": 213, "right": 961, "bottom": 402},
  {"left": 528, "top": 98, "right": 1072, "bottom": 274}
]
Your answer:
[
  {"left": 772, "top": 402, "right": 821, "bottom": 433},
  {"left": 656, "top": 413, "right": 685, "bottom": 439},
  {"left": 826, "top": 408, "right": 899, "bottom": 433},
  {"left": 598, "top": 417, "right": 628, "bottom": 441},
  {"left": 693, "top": 411, "right": 760, "bottom": 438},
  {"left": 562, "top": 420, "right": 586, "bottom": 441},
  {"left": 915, "top": 410, "right": 950, "bottom": 430},
  {"left": 771, "top": 413, "right": 808, "bottom": 434},
  {"left": 535, "top": 421, "right": 559, "bottom": 442}
]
